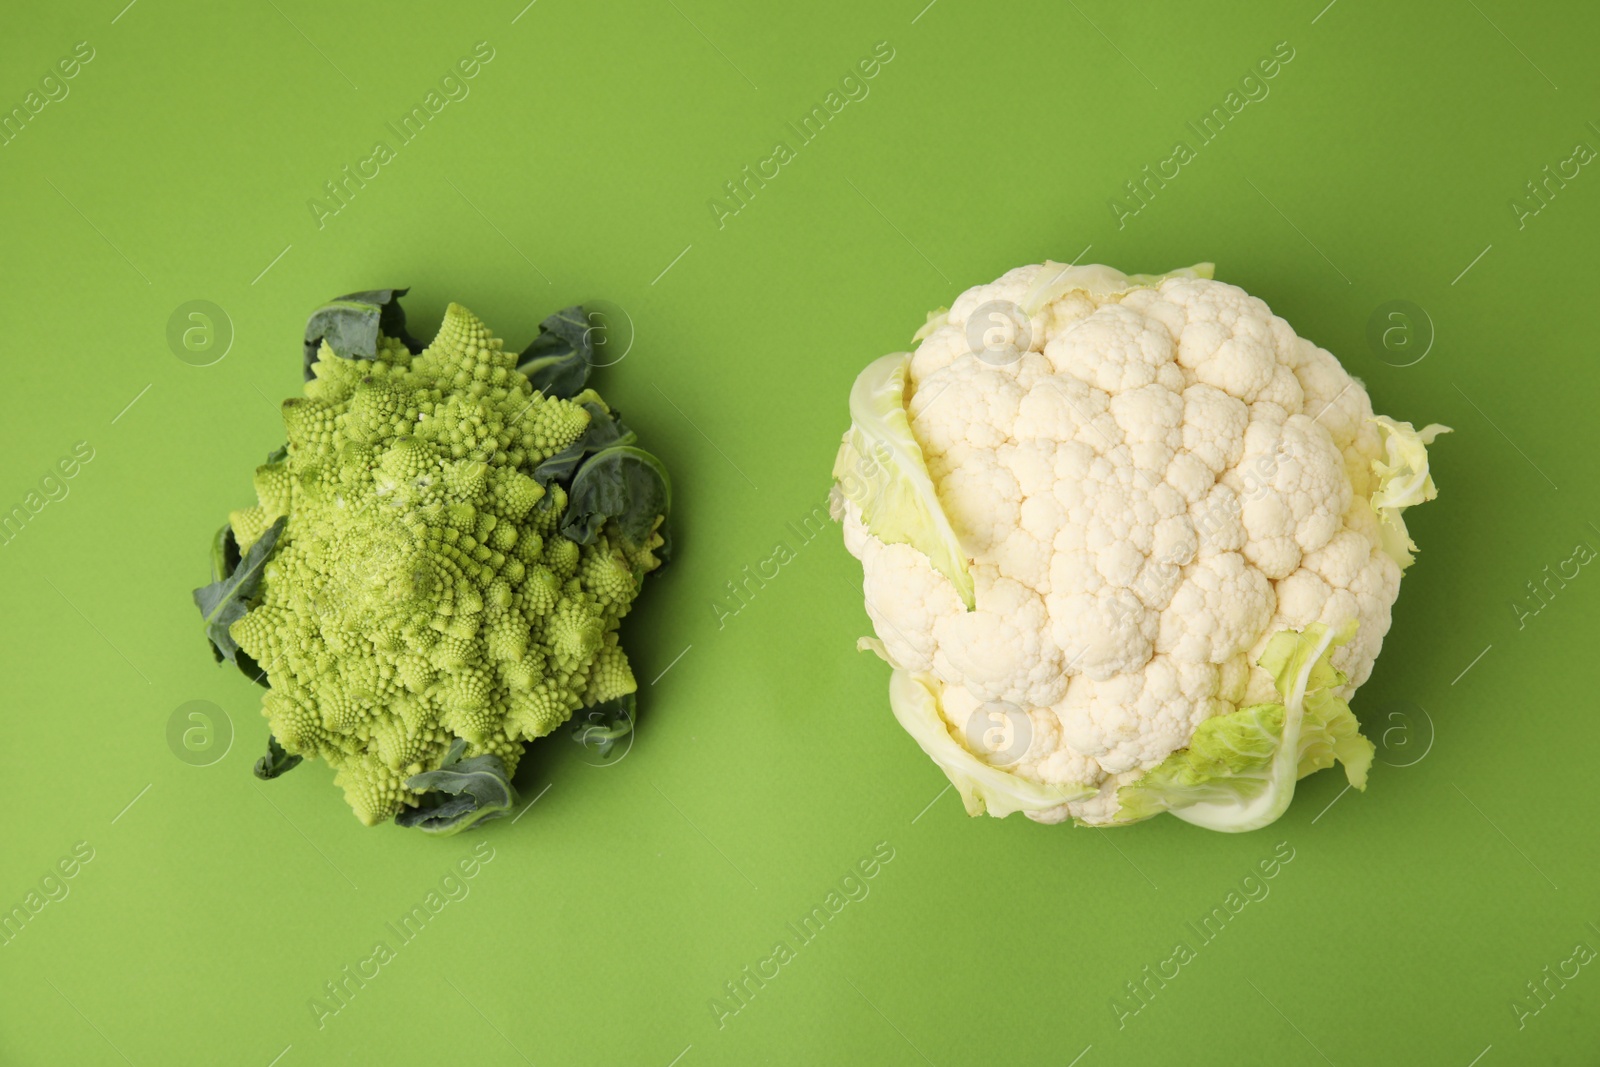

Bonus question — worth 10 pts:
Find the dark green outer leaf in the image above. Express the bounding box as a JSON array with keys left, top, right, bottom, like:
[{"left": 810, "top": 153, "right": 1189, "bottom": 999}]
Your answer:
[
  {"left": 396, "top": 739, "right": 519, "bottom": 835},
  {"left": 570, "top": 693, "right": 636, "bottom": 759},
  {"left": 208, "top": 523, "right": 240, "bottom": 588},
  {"left": 253, "top": 735, "right": 302, "bottom": 779},
  {"left": 236, "top": 649, "right": 271, "bottom": 688},
  {"left": 192, "top": 516, "right": 285, "bottom": 664},
  {"left": 517, "top": 306, "right": 594, "bottom": 399},
  {"left": 560, "top": 445, "right": 671, "bottom": 549},
  {"left": 302, "top": 288, "right": 421, "bottom": 380},
  {"left": 533, "top": 400, "right": 637, "bottom": 487},
  {"left": 204, "top": 524, "right": 275, "bottom": 683}
]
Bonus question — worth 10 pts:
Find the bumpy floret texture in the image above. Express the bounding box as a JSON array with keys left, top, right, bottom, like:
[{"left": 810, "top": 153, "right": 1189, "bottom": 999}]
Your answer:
[
  {"left": 229, "top": 304, "right": 657, "bottom": 825},
  {"left": 840, "top": 265, "right": 1413, "bottom": 824}
]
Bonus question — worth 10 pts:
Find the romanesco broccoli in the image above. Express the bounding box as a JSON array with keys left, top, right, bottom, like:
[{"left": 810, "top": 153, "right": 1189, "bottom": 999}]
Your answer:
[{"left": 194, "top": 291, "right": 669, "bottom": 833}]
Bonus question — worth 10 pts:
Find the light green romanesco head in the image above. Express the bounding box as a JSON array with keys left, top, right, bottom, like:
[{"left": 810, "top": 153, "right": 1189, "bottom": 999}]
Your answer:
[{"left": 225, "top": 303, "right": 664, "bottom": 826}]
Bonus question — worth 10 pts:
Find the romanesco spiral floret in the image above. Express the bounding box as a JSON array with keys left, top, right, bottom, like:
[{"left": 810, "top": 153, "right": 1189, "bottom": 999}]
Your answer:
[
  {"left": 584, "top": 632, "right": 638, "bottom": 706},
  {"left": 224, "top": 302, "right": 666, "bottom": 827}
]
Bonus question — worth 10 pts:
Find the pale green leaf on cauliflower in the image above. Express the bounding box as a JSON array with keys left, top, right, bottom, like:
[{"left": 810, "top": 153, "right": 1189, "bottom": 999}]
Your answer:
[
  {"left": 1369, "top": 415, "right": 1451, "bottom": 570},
  {"left": 1115, "top": 620, "right": 1373, "bottom": 831},
  {"left": 832, "top": 353, "right": 976, "bottom": 608}
]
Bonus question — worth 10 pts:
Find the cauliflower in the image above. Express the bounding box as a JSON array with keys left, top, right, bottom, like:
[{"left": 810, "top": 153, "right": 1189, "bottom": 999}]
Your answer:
[
  {"left": 831, "top": 262, "right": 1447, "bottom": 831},
  {"left": 194, "top": 292, "right": 669, "bottom": 832}
]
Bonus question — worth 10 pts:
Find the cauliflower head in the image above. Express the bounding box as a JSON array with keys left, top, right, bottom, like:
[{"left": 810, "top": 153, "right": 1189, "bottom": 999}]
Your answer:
[
  {"left": 198, "top": 296, "right": 668, "bottom": 830},
  {"left": 832, "top": 262, "right": 1447, "bottom": 831}
]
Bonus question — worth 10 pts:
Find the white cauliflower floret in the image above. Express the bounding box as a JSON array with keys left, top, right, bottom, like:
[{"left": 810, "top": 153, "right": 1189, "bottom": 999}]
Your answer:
[
  {"left": 1181, "top": 384, "right": 1249, "bottom": 474},
  {"left": 933, "top": 575, "right": 1065, "bottom": 708},
  {"left": 935, "top": 445, "right": 1019, "bottom": 556},
  {"left": 910, "top": 358, "right": 1026, "bottom": 456},
  {"left": 907, "top": 322, "right": 969, "bottom": 383},
  {"left": 1225, "top": 413, "right": 1350, "bottom": 579},
  {"left": 1056, "top": 655, "right": 1220, "bottom": 773},
  {"left": 835, "top": 262, "right": 1446, "bottom": 828},
  {"left": 1156, "top": 551, "right": 1275, "bottom": 665},
  {"left": 847, "top": 507, "right": 965, "bottom": 673},
  {"left": 1047, "top": 304, "right": 1187, "bottom": 395}
]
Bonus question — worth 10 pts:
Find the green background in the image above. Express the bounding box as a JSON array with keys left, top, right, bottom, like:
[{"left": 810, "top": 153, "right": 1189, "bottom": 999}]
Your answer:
[{"left": 2, "top": 0, "right": 1596, "bottom": 1063}]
